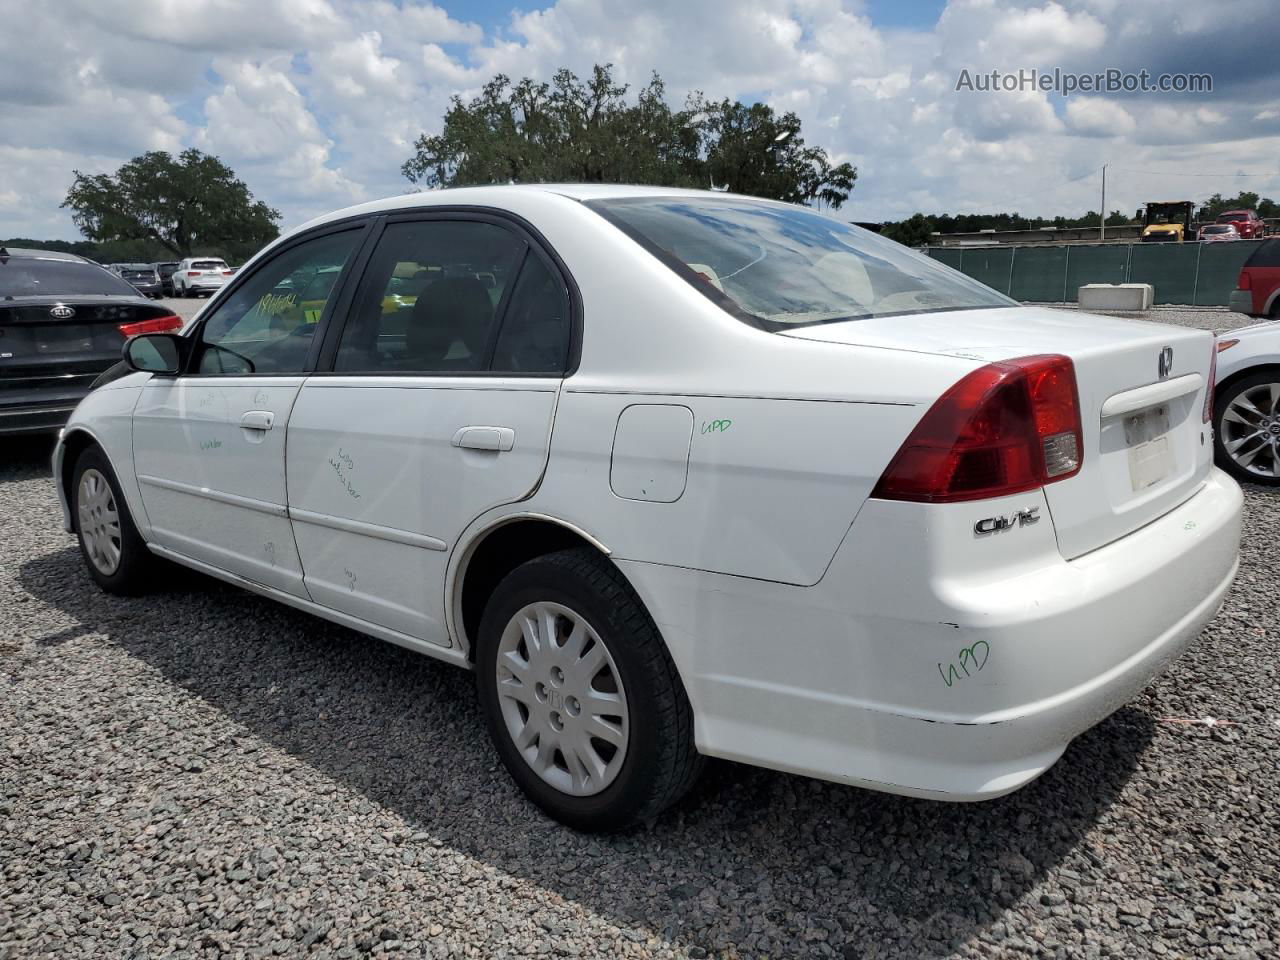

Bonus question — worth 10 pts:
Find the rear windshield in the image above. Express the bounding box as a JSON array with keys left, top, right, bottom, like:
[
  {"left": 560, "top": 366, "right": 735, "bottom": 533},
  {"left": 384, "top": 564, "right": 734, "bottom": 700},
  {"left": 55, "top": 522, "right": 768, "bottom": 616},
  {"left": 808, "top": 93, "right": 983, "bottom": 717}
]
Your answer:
[
  {"left": 1245, "top": 238, "right": 1280, "bottom": 268},
  {"left": 1217, "top": 212, "right": 1248, "bottom": 222},
  {"left": 587, "top": 197, "right": 1015, "bottom": 330},
  {"left": 1203, "top": 225, "right": 1234, "bottom": 234},
  {"left": 0, "top": 258, "right": 138, "bottom": 298},
  {"left": 193, "top": 260, "right": 227, "bottom": 270}
]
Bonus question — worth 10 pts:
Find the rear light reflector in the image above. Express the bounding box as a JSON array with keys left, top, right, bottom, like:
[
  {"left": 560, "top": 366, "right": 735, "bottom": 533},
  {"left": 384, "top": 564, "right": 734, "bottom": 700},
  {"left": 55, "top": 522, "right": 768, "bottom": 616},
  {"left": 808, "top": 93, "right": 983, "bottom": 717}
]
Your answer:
[
  {"left": 118, "top": 314, "right": 183, "bottom": 337},
  {"left": 871, "top": 354, "right": 1083, "bottom": 503}
]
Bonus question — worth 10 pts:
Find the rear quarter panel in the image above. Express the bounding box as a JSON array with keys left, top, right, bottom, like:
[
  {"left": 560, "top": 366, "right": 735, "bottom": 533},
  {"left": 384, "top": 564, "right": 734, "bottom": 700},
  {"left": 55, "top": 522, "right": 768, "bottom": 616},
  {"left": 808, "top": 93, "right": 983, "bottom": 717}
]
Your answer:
[{"left": 533, "top": 389, "right": 928, "bottom": 585}]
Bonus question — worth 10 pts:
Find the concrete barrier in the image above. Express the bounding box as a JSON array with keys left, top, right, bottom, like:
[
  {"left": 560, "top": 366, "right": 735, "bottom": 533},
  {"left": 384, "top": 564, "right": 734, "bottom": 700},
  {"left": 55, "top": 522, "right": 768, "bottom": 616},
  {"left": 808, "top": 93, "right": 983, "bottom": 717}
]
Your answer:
[{"left": 1078, "top": 283, "right": 1154, "bottom": 311}]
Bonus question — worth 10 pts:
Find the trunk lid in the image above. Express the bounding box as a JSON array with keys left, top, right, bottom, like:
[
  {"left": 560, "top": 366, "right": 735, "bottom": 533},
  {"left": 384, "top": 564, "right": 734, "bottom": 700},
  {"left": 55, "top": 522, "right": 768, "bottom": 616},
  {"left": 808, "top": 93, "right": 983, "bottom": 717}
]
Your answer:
[
  {"left": 0, "top": 298, "right": 171, "bottom": 407},
  {"left": 782, "top": 306, "right": 1215, "bottom": 559}
]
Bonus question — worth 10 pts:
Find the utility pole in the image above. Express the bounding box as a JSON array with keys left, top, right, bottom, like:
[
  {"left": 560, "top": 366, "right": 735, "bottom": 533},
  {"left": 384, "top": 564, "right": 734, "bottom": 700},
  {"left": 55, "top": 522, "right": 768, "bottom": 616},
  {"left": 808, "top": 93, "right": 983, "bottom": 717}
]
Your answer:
[{"left": 1100, "top": 164, "right": 1107, "bottom": 241}]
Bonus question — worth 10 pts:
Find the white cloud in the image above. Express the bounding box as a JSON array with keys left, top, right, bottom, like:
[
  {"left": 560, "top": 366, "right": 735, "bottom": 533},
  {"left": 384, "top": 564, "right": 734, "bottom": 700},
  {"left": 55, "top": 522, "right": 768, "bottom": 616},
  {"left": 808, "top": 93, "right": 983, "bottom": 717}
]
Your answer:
[
  {"left": 1065, "top": 97, "right": 1135, "bottom": 136},
  {"left": 1, "top": 0, "right": 1278, "bottom": 239}
]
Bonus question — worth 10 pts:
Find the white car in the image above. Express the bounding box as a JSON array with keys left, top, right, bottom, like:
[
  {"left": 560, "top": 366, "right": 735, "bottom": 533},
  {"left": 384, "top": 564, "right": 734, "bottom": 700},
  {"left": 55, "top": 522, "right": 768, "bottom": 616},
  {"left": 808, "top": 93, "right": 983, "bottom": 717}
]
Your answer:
[
  {"left": 1214, "top": 319, "right": 1280, "bottom": 485},
  {"left": 53, "top": 185, "right": 1242, "bottom": 831},
  {"left": 171, "top": 257, "right": 232, "bottom": 297}
]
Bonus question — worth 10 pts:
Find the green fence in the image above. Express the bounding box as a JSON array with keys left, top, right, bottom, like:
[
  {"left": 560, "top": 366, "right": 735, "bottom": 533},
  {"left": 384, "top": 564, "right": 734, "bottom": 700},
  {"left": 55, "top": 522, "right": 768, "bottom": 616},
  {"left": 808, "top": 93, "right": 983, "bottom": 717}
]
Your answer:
[{"left": 926, "top": 239, "right": 1261, "bottom": 306}]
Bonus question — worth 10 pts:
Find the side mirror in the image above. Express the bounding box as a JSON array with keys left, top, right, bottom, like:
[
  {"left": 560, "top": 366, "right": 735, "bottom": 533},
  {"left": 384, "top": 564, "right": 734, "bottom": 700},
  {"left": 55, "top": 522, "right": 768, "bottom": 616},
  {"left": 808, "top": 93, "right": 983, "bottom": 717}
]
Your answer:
[{"left": 123, "top": 333, "right": 183, "bottom": 375}]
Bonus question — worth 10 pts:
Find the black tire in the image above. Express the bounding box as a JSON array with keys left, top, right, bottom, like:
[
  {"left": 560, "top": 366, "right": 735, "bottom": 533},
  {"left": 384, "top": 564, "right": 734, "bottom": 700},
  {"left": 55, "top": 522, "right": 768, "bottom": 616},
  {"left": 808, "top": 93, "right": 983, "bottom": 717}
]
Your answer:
[
  {"left": 71, "top": 446, "right": 160, "bottom": 593},
  {"left": 1213, "top": 369, "right": 1280, "bottom": 486},
  {"left": 475, "top": 548, "right": 703, "bottom": 832}
]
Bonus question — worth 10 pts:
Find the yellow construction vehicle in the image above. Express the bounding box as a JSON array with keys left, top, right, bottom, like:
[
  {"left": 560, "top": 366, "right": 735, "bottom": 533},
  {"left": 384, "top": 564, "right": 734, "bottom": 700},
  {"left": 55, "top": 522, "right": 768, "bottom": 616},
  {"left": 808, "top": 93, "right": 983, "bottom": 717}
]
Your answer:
[{"left": 1140, "top": 201, "right": 1194, "bottom": 242}]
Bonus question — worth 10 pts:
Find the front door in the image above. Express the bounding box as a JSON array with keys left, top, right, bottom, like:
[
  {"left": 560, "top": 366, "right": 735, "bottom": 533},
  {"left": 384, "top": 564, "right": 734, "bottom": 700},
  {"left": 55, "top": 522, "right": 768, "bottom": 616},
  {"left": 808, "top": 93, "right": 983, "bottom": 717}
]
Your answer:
[
  {"left": 133, "top": 227, "right": 366, "bottom": 594},
  {"left": 285, "top": 216, "right": 574, "bottom": 643}
]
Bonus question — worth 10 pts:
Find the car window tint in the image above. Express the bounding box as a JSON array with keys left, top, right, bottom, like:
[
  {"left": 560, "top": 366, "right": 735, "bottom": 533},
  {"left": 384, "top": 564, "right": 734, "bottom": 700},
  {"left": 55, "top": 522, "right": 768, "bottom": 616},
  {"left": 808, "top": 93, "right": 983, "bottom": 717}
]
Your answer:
[
  {"left": 1245, "top": 238, "right": 1280, "bottom": 268},
  {"left": 196, "top": 231, "right": 359, "bottom": 375},
  {"left": 491, "top": 253, "right": 571, "bottom": 374},
  {"left": 334, "top": 220, "right": 524, "bottom": 374}
]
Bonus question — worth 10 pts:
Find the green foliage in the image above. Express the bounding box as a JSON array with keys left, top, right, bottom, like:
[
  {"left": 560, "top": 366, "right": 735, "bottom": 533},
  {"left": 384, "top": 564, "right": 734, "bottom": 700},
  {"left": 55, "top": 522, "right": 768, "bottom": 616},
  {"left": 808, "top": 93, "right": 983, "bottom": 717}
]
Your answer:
[
  {"left": 403, "top": 64, "right": 857, "bottom": 209},
  {"left": 1198, "top": 191, "right": 1278, "bottom": 220},
  {"left": 62, "top": 149, "right": 280, "bottom": 260},
  {"left": 881, "top": 209, "right": 1139, "bottom": 246}
]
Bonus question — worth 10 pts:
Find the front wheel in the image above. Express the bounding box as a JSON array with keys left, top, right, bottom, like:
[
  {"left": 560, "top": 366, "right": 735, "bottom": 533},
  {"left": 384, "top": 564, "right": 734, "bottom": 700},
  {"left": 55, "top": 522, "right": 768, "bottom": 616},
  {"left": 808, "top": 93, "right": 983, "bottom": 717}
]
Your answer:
[
  {"left": 1214, "top": 370, "right": 1280, "bottom": 485},
  {"left": 72, "top": 447, "right": 159, "bottom": 593},
  {"left": 475, "top": 548, "right": 703, "bottom": 832}
]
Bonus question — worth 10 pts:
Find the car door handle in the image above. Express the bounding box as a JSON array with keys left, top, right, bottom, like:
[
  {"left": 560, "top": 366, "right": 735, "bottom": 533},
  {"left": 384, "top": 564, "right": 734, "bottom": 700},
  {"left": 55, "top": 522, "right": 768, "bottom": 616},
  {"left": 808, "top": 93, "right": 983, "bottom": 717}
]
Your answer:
[
  {"left": 451, "top": 426, "right": 515, "bottom": 452},
  {"left": 240, "top": 410, "right": 275, "bottom": 431}
]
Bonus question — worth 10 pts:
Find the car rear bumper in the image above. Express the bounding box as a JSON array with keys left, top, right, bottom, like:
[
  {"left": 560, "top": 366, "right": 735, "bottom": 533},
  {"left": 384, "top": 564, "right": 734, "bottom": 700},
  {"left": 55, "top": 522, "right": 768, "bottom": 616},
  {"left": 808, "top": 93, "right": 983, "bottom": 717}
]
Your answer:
[
  {"left": 620, "top": 468, "right": 1243, "bottom": 800},
  {"left": 1228, "top": 289, "right": 1258, "bottom": 315}
]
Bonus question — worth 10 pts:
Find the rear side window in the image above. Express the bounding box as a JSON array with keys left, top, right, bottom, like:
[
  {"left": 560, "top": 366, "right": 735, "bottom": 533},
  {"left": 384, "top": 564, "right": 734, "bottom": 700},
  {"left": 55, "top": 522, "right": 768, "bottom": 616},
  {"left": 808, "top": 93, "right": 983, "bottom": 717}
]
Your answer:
[
  {"left": 1245, "top": 238, "right": 1280, "bottom": 268},
  {"left": 491, "top": 253, "right": 571, "bottom": 374},
  {"left": 0, "top": 258, "right": 137, "bottom": 297},
  {"left": 334, "top": 220, "right": 526, "bottom": 374}
]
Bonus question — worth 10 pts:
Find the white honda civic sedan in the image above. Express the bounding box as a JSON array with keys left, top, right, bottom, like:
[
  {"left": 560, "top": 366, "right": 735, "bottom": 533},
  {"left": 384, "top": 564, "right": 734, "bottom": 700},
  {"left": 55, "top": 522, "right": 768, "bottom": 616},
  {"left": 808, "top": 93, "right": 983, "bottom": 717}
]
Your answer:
[{"left": 53, "top": 185, "right": 1243, "bottom": 831}]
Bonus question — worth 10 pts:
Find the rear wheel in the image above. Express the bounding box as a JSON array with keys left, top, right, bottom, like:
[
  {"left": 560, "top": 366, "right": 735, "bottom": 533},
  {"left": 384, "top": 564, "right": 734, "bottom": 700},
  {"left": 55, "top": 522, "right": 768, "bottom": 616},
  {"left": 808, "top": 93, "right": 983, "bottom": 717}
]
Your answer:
[
  {"left": 1214, "top": 370, "right": 1280, "bottom": 486},
  {"left": 72, "top": 447, "right": 159, "bottom": 593},
  {"left": 475, "top": 548, "right": 702, "bottom": 832}
]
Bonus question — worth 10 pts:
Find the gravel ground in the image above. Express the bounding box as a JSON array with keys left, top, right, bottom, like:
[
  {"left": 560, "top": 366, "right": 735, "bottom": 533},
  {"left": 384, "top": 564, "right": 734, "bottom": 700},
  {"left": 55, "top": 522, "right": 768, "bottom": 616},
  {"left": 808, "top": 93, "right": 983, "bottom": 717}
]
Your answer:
[{"left": 3, "top": 307, "right": 1278, "bottom": 959}]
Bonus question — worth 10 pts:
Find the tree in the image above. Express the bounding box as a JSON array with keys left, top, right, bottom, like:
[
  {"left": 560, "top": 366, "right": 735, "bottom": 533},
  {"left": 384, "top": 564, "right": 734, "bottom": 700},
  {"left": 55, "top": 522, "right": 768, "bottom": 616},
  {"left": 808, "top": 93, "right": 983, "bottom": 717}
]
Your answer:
[
  {"left": 62, "top": 149, "right": 280, "bottom": 260},
  {"left": 880, "top": 213, "right": 934, "bottom": 247},
  {"left": 403, "top": 64, "right": 857, "bottom": 209}
]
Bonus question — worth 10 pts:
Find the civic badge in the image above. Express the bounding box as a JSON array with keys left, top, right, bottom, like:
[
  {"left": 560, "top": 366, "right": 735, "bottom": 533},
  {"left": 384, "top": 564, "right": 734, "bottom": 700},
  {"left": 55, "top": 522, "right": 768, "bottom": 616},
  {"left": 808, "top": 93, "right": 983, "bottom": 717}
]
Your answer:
[
  {"left": 50, "top": 304, "right": 75, "bottom": 319},
  {"left": 1157, "top": 346, "right": 1173, "bottom": 380}
]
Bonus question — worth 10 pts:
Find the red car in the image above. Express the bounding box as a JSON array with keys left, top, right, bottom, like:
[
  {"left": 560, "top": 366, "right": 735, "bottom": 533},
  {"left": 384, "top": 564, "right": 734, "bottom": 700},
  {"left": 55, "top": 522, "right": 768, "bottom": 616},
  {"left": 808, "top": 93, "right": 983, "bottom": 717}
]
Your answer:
[
  {"left": 1229, "top": 238, "right": 1280, "bottom": 317},
  {"left": 1216, "top": 209, "right": 1266, "bottom": 239}
]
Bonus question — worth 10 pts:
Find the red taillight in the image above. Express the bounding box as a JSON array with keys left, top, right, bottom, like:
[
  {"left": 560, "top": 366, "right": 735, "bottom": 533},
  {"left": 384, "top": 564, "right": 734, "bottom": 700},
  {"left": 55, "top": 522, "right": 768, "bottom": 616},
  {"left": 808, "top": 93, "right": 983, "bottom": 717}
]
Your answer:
[
  {"left": 223, "top": 270, "right": 233, "bottom": 275},
  {"left": 187, "top": 270, "right": 201, "bottom": 276},
  {"left": 1204, "top": 341, "right": 1217, "bottom": 423},
  {"left": 872, "top": 354, "right": 1083, "bottom": 503},
  {"left": 118, "top": 314, "right": 183, "bottom": 337},
  {"left": 1238, "top": 270, "right": 1252, "bottom": 291}
]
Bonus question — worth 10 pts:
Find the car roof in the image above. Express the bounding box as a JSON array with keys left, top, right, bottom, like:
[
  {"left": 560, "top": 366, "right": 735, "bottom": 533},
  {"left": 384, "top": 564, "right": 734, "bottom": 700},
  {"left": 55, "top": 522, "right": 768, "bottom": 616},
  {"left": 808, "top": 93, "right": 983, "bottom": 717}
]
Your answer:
[
  {"left": 292, "top": 183, "right": 777, "bottom": 236},
  {"left": 0, "top": 246, "right": 91, "bottom": 263}
]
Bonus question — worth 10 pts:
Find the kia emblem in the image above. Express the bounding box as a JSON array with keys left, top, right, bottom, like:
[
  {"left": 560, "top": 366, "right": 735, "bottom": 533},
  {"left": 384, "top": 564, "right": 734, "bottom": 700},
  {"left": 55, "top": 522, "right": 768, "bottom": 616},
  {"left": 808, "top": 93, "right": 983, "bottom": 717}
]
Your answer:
[
  {"left": 50, "top": 304, "right": 75, "bottom": 320},
  {"left": 1157, "top": 346, "right": 1173, "bottom": 380}
]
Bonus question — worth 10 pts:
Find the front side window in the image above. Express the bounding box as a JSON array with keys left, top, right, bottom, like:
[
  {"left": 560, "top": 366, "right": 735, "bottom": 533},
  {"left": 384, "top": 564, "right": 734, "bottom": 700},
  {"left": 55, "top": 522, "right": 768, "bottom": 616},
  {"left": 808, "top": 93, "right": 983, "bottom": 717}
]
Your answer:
[
  {"left": 334, "top": 220, "right": 526, "bottom": 374},
  {"left": 195, "top": 230, "right": 360, "bottom": 375},
  {"left": 588, "top": 197, "right": 1016, "bottom": 330}
]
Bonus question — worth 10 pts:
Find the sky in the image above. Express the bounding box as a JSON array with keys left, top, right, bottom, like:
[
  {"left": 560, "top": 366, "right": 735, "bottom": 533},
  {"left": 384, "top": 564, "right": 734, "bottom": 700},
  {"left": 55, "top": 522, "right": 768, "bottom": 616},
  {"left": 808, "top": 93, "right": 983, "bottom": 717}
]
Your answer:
[{"left": 1, "top": 0, "right": 1277, "bottom": 241}]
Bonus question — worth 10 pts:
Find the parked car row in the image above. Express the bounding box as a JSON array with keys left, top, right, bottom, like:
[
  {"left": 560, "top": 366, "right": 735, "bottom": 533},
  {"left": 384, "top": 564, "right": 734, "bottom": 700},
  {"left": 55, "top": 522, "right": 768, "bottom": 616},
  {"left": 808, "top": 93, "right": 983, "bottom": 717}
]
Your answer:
[{"left": 100, "top": 258, "right": 235, "bottom": 299}]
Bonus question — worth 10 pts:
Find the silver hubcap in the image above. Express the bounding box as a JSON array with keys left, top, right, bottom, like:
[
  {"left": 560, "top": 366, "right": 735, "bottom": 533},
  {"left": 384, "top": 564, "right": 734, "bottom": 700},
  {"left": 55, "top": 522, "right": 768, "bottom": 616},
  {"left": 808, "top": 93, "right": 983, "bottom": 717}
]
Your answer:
[
  {"left": 1221, "top": 382, "right": 1280, "bottom": 479},
  {"left": 77, "top": 468, "right": 122, "bottom": 575},
  {"left": 495, "top": 601, "right": 629, "bottom": 797}
]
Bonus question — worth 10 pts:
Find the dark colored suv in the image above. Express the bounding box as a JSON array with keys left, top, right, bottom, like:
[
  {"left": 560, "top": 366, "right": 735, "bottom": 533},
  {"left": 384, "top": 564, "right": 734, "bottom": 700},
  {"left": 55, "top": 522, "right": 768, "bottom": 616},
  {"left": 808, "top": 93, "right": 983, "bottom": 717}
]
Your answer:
[
  {"left": 1229, "top": 238, "right": 1280, "bottom": 317},
  {"left": 0, "top": 247, "right": 181, "bottom": 434},
  {"left": 109, "top": 263, "right": 163, "bottom": 298},
  {"left": 153, "top": 261, "right": 180, "bottom": 297}
]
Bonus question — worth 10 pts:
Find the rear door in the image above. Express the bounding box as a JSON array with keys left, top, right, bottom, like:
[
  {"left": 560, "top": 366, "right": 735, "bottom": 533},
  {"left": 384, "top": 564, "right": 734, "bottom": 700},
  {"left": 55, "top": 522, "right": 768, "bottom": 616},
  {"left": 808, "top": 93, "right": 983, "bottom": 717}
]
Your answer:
[
  {"left": 132, "top": 224, "right": 369, "bottom": 593},
  {"left": 284, "top": 214, "right": 574, "bottom": 644}
]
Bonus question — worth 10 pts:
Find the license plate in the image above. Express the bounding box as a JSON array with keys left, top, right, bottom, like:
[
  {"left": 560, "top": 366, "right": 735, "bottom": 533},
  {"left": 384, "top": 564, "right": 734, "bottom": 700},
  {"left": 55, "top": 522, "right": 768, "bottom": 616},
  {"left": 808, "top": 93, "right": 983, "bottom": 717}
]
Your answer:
[{"left": 1125, "top": 405, "right": 1174, "bottom": 491}]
